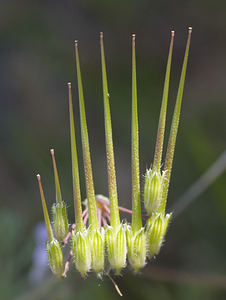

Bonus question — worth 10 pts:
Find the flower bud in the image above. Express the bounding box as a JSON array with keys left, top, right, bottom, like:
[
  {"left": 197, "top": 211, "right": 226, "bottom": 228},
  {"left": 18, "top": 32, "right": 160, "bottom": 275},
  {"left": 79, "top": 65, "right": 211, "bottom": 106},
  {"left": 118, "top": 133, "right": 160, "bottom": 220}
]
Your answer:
[
  {"left": 52, "top": 201, "right": 69, "bottom": 241},
  {"left": 46, "top": 238, "right": 65, "bottom": 278},
  {"left": 105, "top": 224, "right": 127, "bottom": 274},
  {"left": 126, "top": 225, "right": 146, "bottom": 273},
  {"left": 72, "top": 230, "right": 91, "bottom": 277},
  {"left": 144, "top": 169, "right": 164, "bottom": 214},
  {"left": 146, "top": 212, "right": 171, "bottom": 259},
  {"left": 89, "top": 227, "right": 105, "bottom": 276}
]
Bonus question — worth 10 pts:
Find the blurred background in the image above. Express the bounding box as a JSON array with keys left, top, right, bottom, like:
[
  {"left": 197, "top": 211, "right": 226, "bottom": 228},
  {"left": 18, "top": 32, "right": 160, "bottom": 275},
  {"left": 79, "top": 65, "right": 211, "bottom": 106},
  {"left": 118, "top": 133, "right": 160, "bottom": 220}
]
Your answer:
[{"left": 1, "top": 0, "right": 226, "bottom": 299}]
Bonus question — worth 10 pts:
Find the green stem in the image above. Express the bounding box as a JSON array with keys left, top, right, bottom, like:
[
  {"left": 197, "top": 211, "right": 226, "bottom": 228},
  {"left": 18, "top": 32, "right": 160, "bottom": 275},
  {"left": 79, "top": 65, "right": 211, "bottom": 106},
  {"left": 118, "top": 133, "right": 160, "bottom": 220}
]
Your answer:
[
  {"left": 161, "top": 27, "right": 192, "bottom": 212},
  {"left": 75, "top": 41, "right": 98, "bottom": 230},
  {"left": 153, "top": 31, "right": 174, "bottom": 172},
  {"left": 36, "top": 174, "right": 54, "bottom": 241},
  {"left": 68, "top": 82, "right": 84, "bottom": 232},
  {"left": 100, "top": 32, "right": 120, "bottom": 229},
  {"left": 50, "top": 149, "right": 62, "bottom": 203},
  {"left": 131, "top": 34, "right": 142, "bottom": 232}
]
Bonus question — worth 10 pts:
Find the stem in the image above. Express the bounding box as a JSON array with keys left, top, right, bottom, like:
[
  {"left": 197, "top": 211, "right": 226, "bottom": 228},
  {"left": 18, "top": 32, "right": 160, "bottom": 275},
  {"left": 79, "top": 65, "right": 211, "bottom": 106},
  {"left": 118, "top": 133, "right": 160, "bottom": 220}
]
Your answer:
[
  {"left": 107, "top": 273, "right": 123, "bottom": 297},
  {"left": 100, "top": 32, "right": 120, "bottom": 229},
  {"left": 36, "top": 174, "right": 54, "bottom": 241},
  {"left": 161, "top": 27, "right": 192, "bottom": 212},
  {"left": 61, "top": 250, "right": 73, "bottom": 279},
  {"left": 75, "top": 41, "right": 98, "bottom": 230},
  {"left": 153, "top": 31, "right": 174, "bottom": 172},
  {"left": 102, "top": 216, "right": 107, "bottom": 227},
  {"left": 62, "top": 224, "right": 76, "bottom": 245},
  {"left": 131, "top": 34, "right": 142, "bottom": 232},
  {"left": 50, "top": 149, "right": 62, "bottom": 203},
  {"left": 68, "top": 82, "right": 84, "bottom": 232}
]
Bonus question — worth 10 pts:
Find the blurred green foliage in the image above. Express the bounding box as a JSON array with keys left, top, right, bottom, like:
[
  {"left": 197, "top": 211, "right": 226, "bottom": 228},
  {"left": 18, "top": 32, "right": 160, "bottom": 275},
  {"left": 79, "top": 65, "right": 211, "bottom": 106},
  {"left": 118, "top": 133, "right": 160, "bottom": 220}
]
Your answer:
[{"left": 0, "top": 0, "right": 226, "bottom": 299}]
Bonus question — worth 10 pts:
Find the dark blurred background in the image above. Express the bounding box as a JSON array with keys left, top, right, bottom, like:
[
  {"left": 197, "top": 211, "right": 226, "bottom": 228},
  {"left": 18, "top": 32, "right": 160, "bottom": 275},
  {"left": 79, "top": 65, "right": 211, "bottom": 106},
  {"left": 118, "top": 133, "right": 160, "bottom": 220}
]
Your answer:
[{"left": 1, "top": 0, "right": 226, "bottom": 299}]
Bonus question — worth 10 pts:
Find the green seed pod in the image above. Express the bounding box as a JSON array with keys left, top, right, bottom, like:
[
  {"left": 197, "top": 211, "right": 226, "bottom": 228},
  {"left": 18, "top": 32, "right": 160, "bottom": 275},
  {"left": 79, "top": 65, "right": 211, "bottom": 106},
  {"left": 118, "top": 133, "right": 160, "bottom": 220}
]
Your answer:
[
  {"left": 72, "top": 230, "right": 91, "bottom": 277},
  {"left": 89, "top": 227, "right": 105, "bottom": 276},
  {"left": 52, "top": 201, "right": 69, "bottom": 241},
  {"left": 144, "top": 169, "right": 164, "bottom": 214},
  {"left": 105, "top": 224, "right": 127, "bottom": 274},
  {"left": 126, "top": 225, "right": 146, "bottom": 273},
  {"left": 146, "top": 212, "right": 171, "bottom": 259},
  {"left": 46, "top": 238, "right": 65, "bottom": 278}
]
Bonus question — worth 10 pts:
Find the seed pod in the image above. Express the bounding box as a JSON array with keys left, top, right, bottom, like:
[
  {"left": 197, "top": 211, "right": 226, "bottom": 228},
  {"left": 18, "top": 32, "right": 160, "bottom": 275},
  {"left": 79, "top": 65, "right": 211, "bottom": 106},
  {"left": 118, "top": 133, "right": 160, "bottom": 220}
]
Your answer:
[
  {"left": 89, "top": 227, "right": 105, "bottom": 276},
  {"left": 72, "top": 230, "right": 91, "bottom": 277},
  {"left": 146, "top": 212, "right": 171, "bottom": 259},
  {"left": 52, "top": 201, "right": 69, "bottom": 241},
  {"left": 46, "top": 238, "right": 65, "bottom": 278},
  {"left": 105, "top": 224, "right": 127, "bottom": 274},
  {"left": 144, "top": 169, "right": 164, "bottom": 214},
  {"left": 126, "top": 225, "right": 146, "bottom": 273}
]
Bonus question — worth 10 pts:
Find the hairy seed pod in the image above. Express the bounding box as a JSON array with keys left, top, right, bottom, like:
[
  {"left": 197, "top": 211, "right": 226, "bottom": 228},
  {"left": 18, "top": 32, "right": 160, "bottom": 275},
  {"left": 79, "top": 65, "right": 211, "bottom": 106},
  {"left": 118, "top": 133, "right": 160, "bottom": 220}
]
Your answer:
[
  {"left": 46, "top": 238, "right": 65, "bottom": 278},
  {"left": 144, "top": 169, "right": 164, "bottom": 214},
  {"left": 72, "top": 230, "right": 91, "bottom": 277},
  {"left": 146, "top": 212, "right": 171, "bottom": 259},
  {"left": 126, "top": 225, "right": 146, "bottom": 273},
  {"left": 52, "top": 201, "right": 69, "bottom": 241},
  {"left": 89, "top": 227, "right": 105, "bottom": 276},
  {"left": 105, "top": 224, "right": 127, "bottom": 274}
]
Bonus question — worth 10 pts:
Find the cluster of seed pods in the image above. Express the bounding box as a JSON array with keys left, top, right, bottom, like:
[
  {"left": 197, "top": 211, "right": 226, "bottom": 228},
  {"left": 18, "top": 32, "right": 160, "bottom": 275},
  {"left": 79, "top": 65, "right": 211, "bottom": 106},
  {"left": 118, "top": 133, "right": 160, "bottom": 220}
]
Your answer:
[{"left": 37, "top": 29, "right": 192, "bottom": 279}]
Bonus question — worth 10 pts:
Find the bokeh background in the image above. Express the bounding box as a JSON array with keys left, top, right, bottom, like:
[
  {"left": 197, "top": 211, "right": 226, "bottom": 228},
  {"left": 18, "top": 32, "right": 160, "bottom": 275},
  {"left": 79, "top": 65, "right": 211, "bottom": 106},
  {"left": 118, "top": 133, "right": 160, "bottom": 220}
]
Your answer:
[{"left": 1, "top": 0, "right": 226, "bottom": 299}]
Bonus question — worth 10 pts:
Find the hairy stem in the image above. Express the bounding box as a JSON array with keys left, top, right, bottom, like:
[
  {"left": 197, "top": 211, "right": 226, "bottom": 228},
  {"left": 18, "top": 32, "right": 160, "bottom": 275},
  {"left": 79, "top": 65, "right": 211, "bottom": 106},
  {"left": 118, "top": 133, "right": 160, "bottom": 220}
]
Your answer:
[
  {"left": 75, "top": 41, "right": 98, "bottom": 230},
  {"left": 161, "top": 28, "right": 192, "bottom": 212},
  {"left": 131, "top": 34, "right": 142, "bottom": 232},
  {"left": 68, "top": 83, "right": 84, "bottom": 232},
  {"left": 153, "top": 31, "right": 174, "bottom": 172},
  {"left": 100, "top": 32, "right": 120, "bottom": 228}
]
